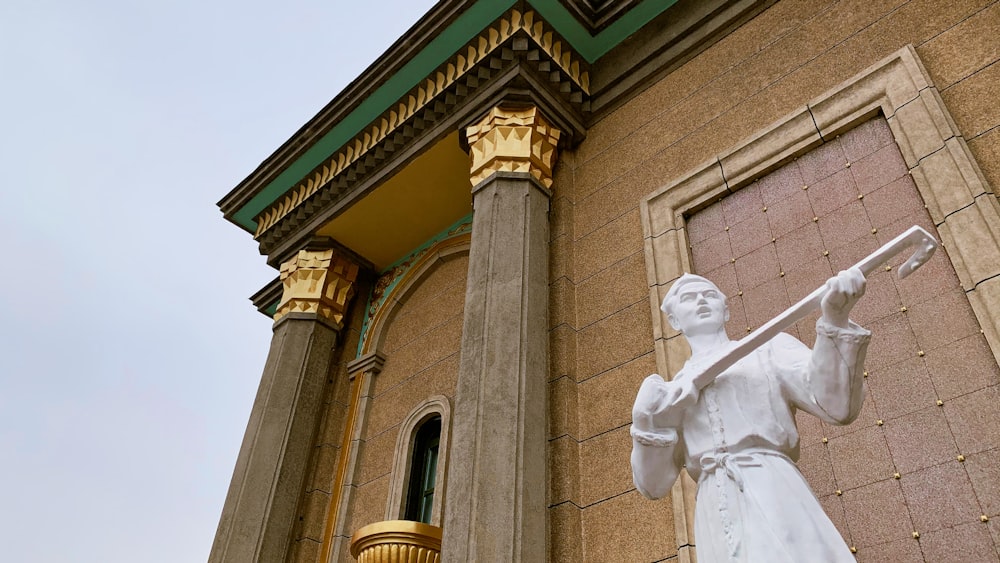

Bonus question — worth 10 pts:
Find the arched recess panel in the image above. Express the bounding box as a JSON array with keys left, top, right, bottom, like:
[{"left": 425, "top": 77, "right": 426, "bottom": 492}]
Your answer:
[{"left": 327, "top": 234, "right": 470, "bottom": 562}]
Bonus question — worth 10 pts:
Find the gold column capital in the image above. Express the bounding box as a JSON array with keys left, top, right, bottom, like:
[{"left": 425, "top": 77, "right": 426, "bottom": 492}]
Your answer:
[
  {"left": 274, "top": 249, "right": 359, "bottom": 328},
  {"left": 466, "top": 106, "right": 561, "bottom": 189}
]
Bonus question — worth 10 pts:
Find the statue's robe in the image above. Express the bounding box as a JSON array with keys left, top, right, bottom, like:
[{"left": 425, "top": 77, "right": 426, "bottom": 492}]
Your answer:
[{"left": 632, "top": 320, "right": 870, "bottom": 563}]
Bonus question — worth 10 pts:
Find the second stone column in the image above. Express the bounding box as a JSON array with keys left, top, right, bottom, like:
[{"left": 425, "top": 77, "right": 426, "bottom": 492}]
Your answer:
[{"left": 442, "top": 106, "right": 561, "bottom": 562}]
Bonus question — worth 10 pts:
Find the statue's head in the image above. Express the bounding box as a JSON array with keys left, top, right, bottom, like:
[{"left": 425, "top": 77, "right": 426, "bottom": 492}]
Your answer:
[{"left": 661, "top": 273, "right": 730, "bottom": 335}]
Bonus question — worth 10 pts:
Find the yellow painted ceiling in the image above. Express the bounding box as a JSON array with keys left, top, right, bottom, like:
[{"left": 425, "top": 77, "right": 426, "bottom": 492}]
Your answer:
[{"left": 316, "top": 131, "right": 472, "bottom": 270}]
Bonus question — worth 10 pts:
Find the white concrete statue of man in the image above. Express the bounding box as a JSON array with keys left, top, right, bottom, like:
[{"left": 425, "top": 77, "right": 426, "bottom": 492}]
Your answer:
[{"left": 631, "top": 269, "right": 869, "bottom": 563}]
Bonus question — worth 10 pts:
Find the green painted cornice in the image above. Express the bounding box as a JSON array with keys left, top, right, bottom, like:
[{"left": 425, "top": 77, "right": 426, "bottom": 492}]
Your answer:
[
  {"left": 532, "top": 0, "right": 679, "bottom": 61},
  {"left": 222, "top": 0, "right": 678, "bottom": 233}
]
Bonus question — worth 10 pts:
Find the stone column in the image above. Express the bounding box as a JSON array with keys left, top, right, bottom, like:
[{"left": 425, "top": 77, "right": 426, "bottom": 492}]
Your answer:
[
  {"left": 210, "top": 248, "right": 359, "bottom": 563},
  {"left": 442, "top": 106, "right": 560, "bottom": 562}
]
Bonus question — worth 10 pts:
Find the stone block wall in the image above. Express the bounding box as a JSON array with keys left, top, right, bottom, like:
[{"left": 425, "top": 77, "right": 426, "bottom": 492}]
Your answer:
[{"left": 550, "top": 1, "right": 1000, "bottom": 561}]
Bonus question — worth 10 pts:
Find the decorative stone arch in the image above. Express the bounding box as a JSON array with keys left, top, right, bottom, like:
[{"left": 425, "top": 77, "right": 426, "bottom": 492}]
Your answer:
[
  {"left": 358, "top": 230, "right": 472, "bottom": 357},
  {"left": 639, "top": 44, "right": 1000, "bottom": 556},
  {"left": 384, "top": 395, "right": 453, "bottom": 526}
]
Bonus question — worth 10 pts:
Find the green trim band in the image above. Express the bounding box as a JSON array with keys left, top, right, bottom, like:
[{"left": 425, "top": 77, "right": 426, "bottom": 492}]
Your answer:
[
  {"left": 531, "top": 0, "right": 679, "bottom": 61},
  {"left": 264, "top": 300, "right": 278, "bottom": 318}
]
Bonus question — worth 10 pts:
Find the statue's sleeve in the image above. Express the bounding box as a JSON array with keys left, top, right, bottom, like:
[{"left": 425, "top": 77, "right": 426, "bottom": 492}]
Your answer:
[
  {"left": 630, "top": 375, "right": 696, "bottom": 499},
  {"left": 772, "top": 319, "right": 871, "bottom": 426},
  {"left": 630, "top": 427, "right": 686, "bottom": 500}
]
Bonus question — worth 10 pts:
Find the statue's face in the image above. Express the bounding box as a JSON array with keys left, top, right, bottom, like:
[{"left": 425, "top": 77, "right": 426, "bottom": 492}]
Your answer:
[{"left": 669, "top": 281, "right": 728, "bottom": 335}]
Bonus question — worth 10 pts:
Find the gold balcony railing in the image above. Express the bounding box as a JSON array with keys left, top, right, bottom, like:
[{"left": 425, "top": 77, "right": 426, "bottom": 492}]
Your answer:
[{"left": 350, "top": 520, "right": 443, "bottom": 563}]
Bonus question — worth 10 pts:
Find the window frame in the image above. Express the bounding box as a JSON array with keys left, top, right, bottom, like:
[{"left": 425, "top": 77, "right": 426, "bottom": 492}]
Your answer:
[{"left": 385, "top": 395, "right": 452, "bottom": 526}]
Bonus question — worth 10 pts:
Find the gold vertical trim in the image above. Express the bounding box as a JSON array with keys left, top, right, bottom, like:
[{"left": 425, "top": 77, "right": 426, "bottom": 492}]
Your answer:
[{"left": 320, "top": 369, "right": 365, "bottom": 563}]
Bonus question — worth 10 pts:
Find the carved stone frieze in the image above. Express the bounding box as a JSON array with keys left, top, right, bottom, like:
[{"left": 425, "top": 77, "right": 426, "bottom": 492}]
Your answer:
[
  {"left": 466, "top": 106, "right": 562, "bottom": 189},
  {"left": 252, "top": 9, "right": 589, "bottom": 243},
  {"left": 274, "top": 249, "right": 359, "bottom": 327}
]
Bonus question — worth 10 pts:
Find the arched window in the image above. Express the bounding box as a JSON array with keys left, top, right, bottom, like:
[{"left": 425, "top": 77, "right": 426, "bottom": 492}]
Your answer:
[
  {"left": 385, "top": 396, "right": 451, "bottom": 526},
  {"left": 404, "top": 416, "right": 441, "bottom": 523}
]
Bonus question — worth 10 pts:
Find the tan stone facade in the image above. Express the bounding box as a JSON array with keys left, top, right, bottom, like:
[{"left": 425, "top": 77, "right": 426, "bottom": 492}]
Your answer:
[
  {"left": 215, "top": 1, "right": 1000, "bottom": 561},
  {"left": 544, "top": 3, "right": 1000, "bottom": 561}
]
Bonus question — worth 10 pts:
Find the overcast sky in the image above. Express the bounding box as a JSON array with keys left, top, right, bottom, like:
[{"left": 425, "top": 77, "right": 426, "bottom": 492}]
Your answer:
[{"left": 0, "top": 1, "right": 435, "bottom": 560}]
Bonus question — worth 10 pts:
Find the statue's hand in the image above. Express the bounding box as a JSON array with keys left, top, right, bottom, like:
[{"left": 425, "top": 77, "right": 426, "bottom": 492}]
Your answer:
[
  {"left": 821, "top": 267, "right": 866, "bottom": 328},
  {"left": 633, "top": 371, "right": 701, "bottom": 430},
  {"left": 632, "top": 374, "right": 670, "bottom": 431}
]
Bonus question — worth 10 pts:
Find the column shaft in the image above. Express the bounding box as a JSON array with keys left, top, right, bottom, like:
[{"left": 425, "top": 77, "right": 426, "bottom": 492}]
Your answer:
[
  {"left": 442, "top": 172, "right": 551, "bottom": 562},
  {"left": 210, "top": 248, "right": 358, "bottom": 563},
  {"left": 210, "top": 318, "right": 339, "bottom": 562}
]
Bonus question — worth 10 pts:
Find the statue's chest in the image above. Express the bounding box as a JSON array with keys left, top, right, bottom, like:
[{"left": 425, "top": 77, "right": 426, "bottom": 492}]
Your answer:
[
  {"left": 708, "top": 350, "right": 770, "bottom": 394},
  {"left": 693, "top": 352, "right": 781, "bottom": 428}
]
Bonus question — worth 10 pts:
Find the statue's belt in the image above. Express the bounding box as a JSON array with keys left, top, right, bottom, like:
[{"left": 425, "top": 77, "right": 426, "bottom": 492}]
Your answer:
[{"left": 697, "top": 449, "right": 791, "bottom": 492}]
